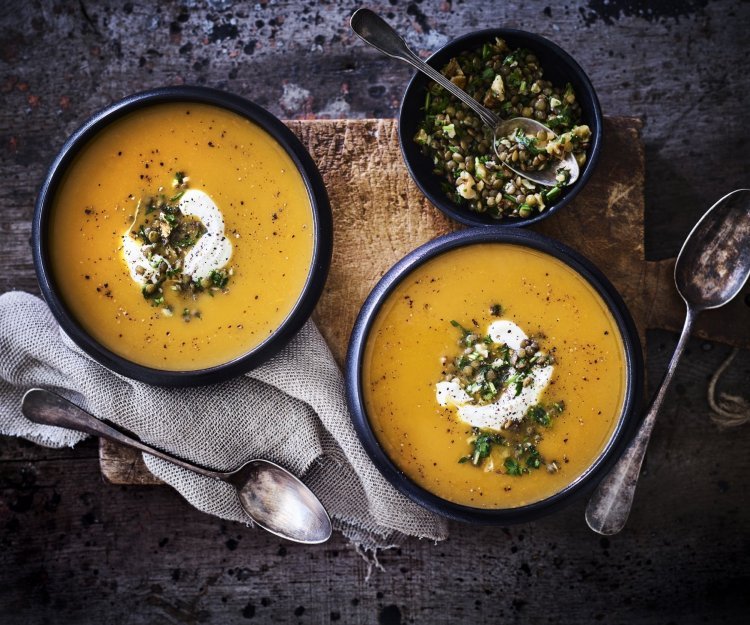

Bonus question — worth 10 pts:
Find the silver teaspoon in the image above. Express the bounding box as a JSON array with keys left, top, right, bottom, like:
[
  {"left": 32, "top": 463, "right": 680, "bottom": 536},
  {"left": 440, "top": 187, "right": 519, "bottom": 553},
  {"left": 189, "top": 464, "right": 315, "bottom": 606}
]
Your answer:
[
  {"left": 21, "top": 388, "right": 333, "bottom": 544},
  {"left": 350, "top": 7, "right": 579, "bottom": 187},
  {"left": 586, "top": 188, "right": 750, "bottom": 535}
]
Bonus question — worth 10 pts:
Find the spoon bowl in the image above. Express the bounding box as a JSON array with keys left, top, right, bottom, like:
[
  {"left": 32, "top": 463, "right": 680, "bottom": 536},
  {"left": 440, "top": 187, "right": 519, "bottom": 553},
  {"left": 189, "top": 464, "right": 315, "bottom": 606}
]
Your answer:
[
  {"left": 675, "top": 188, "right": 750, "bottom": 310},
  {"left": 230, "top": 459, "right": 333, "bottom": 544},
  {"left": 586, "top": 188, "right": 750, "bottom": 535},
  {"left": 494, "top": 117, "right": 580, "bottom": 186},
  {"left": 21, "top": 388, "right": 333, "bottom": 544}
]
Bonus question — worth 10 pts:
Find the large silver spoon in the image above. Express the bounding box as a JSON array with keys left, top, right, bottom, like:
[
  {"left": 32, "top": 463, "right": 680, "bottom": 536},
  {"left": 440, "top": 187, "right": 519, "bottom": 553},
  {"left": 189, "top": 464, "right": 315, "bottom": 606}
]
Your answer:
[
  {"left": 350, "top": 7, "right": 579, "bottom": 187},
  {"left": 21, "top": 388, "right": 332, "bottom": 544},
  {"left": 586, "top": 188, "right": 750, "bottom": 535}
]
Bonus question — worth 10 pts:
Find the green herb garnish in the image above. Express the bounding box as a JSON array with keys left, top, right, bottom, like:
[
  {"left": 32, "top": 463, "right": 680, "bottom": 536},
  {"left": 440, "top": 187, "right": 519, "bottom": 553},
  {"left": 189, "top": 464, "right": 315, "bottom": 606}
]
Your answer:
[
  {"left": 460, "top": 428, "right": 505, "bottom": 466},
  {"left": 511, "top": 127, "right": 545, "bottom": 155},
  {"left": 527, "top": 404, "right": 550, "bottom": 426},
  {"left": 209, "top": 269, "right": 229, "bottom": 288},
  {"left": 126, "top": 170, "right": 232, "bottom": 313},
  {"left": 443, "top": 317, "right": 565, "bottom": 476},
  {"left": 504, "top": 457, "right": 522, "bottom": 475}
]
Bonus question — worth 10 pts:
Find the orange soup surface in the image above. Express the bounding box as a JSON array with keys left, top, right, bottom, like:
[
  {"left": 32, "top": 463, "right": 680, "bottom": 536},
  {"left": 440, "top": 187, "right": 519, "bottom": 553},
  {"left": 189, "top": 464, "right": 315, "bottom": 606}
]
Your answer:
[
  {"left": 49, "top": 102, "right": 314, "bottom": 370},
  {"left": 362, "top": 243, "right": 627, "bottom": 508}
]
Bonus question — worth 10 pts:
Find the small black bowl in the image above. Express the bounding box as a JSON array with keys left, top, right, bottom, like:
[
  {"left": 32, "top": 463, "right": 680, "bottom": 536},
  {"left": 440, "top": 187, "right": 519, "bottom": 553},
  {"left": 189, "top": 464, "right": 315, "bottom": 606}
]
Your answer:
[
  {"left": 398, "top": 28, "right": 603, "bottom": 228},
  {"left": 346, "top": 228, "right": 643, "bottom": 524},
  {"left": 33, "top": 86, "right": 332, "bottom": 387}
]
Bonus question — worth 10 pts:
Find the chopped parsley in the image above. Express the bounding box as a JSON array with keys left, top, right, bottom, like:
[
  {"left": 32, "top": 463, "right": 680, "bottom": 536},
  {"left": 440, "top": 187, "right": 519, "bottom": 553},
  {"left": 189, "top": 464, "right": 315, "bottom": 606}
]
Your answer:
[
  {"left": 459, "top": 428, "right": 505, "bottom": 465},
  {"left": 504, "top": 457, "right": 522, "bottom": 475},
  {"left": 129, "top": 171, "right": 233, "bottom": 315},
  {"left": 209, "top": 269, "right": 230, "bottom": 288},
  {"left": 456, "top": 401, "right": 566, "bottom": 475},
  {"left": 511, "top": 127, "right": 545, "bottom": 155},
  {"left": 440, "top": 316, "right": 566, "bottom": 477}
]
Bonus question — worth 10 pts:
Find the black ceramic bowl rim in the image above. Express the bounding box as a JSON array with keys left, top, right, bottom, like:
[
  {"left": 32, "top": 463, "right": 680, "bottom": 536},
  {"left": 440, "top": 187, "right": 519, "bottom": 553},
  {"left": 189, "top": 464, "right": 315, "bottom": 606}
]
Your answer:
[
  {"left": 398, "top": 28, "right": 603, "bottom": 228},
  {"left": 346, "top": 228, "right": 643, "bottom": 524},
  {"left": 32, "top": 86, "right": 332, "bottom": 387}
]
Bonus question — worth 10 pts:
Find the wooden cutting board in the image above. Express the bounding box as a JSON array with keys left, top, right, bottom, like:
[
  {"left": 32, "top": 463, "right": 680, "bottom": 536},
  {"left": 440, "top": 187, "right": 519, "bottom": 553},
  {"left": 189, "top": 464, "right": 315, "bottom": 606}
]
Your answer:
[{"left": 99, "top": 117, "right": 750, "bottom": 485}]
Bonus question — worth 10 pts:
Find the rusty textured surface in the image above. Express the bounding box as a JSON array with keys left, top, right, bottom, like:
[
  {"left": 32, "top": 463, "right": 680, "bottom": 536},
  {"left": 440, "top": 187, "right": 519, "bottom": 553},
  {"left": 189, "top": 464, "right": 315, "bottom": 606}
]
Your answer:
[{"left": 2, "top": 1, "right": 750, "bottom": 623}]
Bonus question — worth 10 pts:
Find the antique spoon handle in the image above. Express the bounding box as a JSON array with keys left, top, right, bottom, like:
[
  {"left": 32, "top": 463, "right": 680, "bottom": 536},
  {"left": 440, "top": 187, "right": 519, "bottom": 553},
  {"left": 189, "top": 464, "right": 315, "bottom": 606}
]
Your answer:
[
  {"left": 350, "top": 8, "right": 499, "bottom": 129},
  {"left": 585, "top": 307, "right": 697, "bottom": 535},
  {"left": 21, "top": 388, "right": 225, "bottom": 479}
]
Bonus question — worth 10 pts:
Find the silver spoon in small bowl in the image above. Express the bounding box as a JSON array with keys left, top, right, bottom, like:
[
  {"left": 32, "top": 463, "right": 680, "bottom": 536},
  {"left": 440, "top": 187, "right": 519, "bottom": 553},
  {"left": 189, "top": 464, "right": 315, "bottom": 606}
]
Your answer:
[
  {"left": 350, "top": 8, "right": 579, "bottom": 187},
  {"left": 586, "top": 188, "right": 750, "bottom": 535},
  {"left": 21, "top": 388, "right": 333, "bottom": 544}
]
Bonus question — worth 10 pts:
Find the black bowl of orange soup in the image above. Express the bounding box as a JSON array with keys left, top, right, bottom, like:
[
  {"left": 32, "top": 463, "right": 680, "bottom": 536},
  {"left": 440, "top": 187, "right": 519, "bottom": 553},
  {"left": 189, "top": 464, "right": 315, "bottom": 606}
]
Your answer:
[
  {"left": 33, "top": 86, "right": 332, "bottom": 386},
  {"left": 346, "top": 228, "right": 642, "bottom": 523}
]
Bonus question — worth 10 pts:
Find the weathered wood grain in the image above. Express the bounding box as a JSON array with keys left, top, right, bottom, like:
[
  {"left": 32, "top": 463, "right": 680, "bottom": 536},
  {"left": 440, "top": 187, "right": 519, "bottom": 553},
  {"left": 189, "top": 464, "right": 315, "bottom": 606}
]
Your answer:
[{"left": 2, "top": 1, "right": 750, "bottom": 623}]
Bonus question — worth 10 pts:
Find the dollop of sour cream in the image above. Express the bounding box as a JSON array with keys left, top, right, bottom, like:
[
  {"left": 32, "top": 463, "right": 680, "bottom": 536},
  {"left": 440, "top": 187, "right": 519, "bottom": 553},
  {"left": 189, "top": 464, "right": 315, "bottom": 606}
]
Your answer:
[
  {"left": 122, "top": 189, "right": 232, "bottom": 284},
  {"left": 435, "top": 320, "right": 554, "bottom": 431}
]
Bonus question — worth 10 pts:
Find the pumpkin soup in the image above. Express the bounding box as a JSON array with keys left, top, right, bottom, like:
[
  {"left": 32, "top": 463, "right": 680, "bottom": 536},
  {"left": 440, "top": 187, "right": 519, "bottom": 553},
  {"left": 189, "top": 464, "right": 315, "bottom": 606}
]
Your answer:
[
  {"left": 362, "top": 243, "right": 626, "bottom": 508},
  {"left": 48, "top": 102, "right": 314, "bottom": 370}
]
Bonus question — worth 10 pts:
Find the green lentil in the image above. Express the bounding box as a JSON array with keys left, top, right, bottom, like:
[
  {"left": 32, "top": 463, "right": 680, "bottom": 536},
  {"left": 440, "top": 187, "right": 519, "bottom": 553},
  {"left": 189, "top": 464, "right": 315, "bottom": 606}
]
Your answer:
[
  {"left": 130, "top": 171, "right": 233, "bottom": 308},
  {"left": 414, "top": 37, "right": 590, "bottom": 219}
]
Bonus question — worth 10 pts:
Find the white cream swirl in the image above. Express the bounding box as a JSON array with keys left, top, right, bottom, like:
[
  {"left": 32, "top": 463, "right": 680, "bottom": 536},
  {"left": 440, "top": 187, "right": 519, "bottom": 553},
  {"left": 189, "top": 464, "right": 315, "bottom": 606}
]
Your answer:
[
  {"left": 178, "top": 190, "right": 232, "bottom": 280},
  {"left": 121, "top": 189, "right": 232, "bottom": 284},
  {"left": 436, "top": 320, "right": 554, "bottom": 431}
]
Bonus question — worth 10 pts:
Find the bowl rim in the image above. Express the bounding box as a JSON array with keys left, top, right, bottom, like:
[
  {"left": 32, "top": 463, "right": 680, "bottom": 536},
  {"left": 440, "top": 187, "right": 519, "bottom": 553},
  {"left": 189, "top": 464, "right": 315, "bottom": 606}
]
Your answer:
[
  {"left": 32, "top": 85, "right": 332, "bottom": 387},
  {"left": 345, "top": 228, "right": 643, "bottom": 524},
  {"left": 398, "top": 27, "right": 603, "bottom": 228}
]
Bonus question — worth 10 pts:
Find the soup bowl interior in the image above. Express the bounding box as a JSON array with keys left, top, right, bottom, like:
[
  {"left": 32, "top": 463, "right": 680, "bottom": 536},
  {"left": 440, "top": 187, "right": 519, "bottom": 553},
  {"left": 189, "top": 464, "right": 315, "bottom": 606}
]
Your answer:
[
  {"left": 33, "top": 86, "right": 332, "bottom": 386},
  {"left": 398, "top": 28, "right": 603, "bottom": 228},
  {"left": 346, "top": 228, "right": 642, "bottom": 524}
]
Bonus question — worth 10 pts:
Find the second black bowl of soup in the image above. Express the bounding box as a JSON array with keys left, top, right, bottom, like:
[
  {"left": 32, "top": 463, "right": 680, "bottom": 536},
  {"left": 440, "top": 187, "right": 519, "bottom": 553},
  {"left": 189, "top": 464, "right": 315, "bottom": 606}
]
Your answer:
[
  {"left": 33, "top": 86, "right": 332, "bottom": 386},
  {"left": 346, "top": 228, "right": 642, "bottom": 523}
]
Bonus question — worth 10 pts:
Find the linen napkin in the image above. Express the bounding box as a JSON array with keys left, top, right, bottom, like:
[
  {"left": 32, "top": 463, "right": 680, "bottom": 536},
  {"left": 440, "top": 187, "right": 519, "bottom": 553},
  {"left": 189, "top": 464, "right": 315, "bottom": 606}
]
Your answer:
[{"left": 0, "top": 291, "right": 448, "bottom": 550}]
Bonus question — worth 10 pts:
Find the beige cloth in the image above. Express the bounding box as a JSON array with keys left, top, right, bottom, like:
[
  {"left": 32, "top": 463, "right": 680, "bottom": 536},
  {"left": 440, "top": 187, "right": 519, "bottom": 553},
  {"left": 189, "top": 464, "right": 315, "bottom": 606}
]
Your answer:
[{"left": 0, "top": 291, "right": 448, "bottom": 549}]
